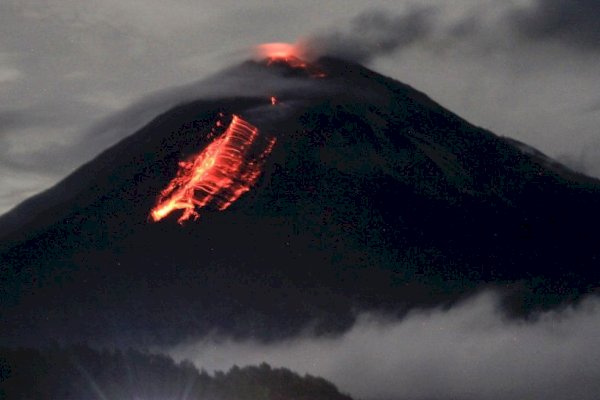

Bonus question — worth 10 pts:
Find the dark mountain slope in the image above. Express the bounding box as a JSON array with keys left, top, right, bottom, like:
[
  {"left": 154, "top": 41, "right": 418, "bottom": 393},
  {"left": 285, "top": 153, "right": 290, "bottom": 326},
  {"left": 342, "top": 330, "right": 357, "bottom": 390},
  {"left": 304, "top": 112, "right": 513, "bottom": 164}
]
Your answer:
[{"left": 1, "top": 57, "right": 599, "bottom": 346}]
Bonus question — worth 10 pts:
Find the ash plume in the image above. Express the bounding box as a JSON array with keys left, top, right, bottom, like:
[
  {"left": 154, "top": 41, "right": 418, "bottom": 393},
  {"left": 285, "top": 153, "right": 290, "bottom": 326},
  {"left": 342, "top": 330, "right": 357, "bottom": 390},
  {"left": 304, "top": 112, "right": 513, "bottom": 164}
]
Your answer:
[
  {"left": 509, "top": 0, "right": 600, "bottom": 49},
  {"left": 302, "top": 6, "right": 438, "bottom": 63}
]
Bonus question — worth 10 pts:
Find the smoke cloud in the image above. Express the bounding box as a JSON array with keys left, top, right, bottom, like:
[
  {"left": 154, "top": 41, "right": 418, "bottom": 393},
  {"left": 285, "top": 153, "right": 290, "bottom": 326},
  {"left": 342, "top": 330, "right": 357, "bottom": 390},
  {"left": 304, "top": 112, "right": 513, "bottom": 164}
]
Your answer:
[
  {"left": 303, "top": 5, "right": 438, "bottom": 63},
  {"left": 509, "top": 0, "right": 600, "bottom": 49},
  {"left": 303, "top": 0, "right": 600, "bottom": 63},
  {"left": 168, "top": 291, "right": 600, "bottom": 400}
]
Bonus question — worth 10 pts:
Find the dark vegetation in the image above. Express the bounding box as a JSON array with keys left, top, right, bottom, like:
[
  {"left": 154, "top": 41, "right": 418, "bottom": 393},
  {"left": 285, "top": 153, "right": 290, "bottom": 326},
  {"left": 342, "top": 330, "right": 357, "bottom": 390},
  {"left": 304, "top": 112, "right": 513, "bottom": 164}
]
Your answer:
[{"left": 0, "top": 345, "right": 351, "bottom": 400}]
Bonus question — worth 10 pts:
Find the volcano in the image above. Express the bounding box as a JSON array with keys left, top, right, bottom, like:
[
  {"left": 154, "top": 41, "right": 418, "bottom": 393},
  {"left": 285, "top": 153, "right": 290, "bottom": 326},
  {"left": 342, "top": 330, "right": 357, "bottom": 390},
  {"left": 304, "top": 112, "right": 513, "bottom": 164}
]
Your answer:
[{"left": 1, "top": 55, "right": 599, "bottom": 347}]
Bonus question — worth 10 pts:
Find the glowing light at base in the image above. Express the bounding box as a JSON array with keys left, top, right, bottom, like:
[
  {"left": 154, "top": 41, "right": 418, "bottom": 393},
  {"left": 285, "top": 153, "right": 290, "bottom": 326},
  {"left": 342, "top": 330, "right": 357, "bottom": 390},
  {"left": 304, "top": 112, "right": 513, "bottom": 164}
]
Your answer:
[{"left": 150, "top": 115, "right": 276, "bottom": 224}]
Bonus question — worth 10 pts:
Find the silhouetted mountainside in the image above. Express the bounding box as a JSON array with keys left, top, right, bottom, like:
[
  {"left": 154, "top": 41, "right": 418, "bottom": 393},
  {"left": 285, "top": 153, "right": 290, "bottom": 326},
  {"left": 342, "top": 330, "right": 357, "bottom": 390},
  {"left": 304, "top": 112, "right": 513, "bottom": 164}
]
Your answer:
[
  {"left": 1, "top": 57, "right": 599, "bottom": 346},
  {"left": 0, "top": 345, "right": 350, "bottom": 400}
]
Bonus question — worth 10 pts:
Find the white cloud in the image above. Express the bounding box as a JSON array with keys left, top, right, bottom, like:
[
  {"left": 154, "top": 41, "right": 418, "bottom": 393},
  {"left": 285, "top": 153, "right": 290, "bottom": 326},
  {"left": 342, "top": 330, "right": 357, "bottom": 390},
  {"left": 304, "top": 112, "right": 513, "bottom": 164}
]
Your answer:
[{"left": 168, "top": 291, "right": 600, "bottom": 400}]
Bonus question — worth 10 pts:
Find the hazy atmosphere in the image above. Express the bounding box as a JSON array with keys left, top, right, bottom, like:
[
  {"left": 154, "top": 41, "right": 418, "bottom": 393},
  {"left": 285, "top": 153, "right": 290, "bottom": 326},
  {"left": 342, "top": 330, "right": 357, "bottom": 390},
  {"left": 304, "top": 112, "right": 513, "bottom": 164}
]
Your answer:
[{"left": 1, "top": 0, "right": 599, "bottom": 215}]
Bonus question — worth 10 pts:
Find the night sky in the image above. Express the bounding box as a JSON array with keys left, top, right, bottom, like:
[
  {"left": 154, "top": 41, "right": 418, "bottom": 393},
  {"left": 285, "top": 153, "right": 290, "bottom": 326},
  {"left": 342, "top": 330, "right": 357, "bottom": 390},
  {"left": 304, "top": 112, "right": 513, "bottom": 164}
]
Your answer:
[{"left": 2, "top": 1, "right": 600, "bottom": 400}]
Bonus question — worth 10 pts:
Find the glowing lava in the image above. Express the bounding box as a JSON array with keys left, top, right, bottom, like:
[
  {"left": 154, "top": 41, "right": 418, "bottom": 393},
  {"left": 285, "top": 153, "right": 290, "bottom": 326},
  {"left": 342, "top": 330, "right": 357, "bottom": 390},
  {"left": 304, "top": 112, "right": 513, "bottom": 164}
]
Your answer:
[
  {"left": 256, "top": 42, "right": 306, "bottom": 67},
  {"left": 255, "top": 42, "right": 326, "bottom": 78},
  {"left": 150, "top": 115, "right": 276, "bottom": 224}
]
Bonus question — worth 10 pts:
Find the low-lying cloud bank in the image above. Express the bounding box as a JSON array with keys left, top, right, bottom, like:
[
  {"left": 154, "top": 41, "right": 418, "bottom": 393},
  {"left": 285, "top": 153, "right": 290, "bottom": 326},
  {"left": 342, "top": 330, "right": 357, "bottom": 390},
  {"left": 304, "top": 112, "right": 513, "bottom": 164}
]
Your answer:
[{"left": 168, "top": 291, "right": 600, "bottom": 400}]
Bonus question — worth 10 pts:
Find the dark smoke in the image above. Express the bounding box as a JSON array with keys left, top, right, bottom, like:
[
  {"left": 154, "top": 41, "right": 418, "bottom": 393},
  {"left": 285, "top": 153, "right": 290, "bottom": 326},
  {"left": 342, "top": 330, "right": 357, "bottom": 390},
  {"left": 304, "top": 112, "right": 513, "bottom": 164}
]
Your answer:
[
  {"left": 509, "top": 0, "right": 600, "bottom": 49},
  {"left": 303, "top": 6, "right": 438, "bottom": 63},
  {"left": 305, "top": 1, "right": 600, "bottom": 65}
]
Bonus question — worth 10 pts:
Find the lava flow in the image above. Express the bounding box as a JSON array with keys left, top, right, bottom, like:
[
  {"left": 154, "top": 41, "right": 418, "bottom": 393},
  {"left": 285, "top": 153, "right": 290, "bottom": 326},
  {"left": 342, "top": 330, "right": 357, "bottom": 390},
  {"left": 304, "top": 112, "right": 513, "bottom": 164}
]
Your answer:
[{"left": 150, "top": 115, "right": 276, "bottom": 224}]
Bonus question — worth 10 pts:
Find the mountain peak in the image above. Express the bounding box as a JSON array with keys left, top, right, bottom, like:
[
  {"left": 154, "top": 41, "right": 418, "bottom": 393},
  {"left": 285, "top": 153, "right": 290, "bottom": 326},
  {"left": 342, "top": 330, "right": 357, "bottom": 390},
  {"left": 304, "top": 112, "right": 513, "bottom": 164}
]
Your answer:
[{"left": 1, "top": 57, "right": 599, "bottom": 346}]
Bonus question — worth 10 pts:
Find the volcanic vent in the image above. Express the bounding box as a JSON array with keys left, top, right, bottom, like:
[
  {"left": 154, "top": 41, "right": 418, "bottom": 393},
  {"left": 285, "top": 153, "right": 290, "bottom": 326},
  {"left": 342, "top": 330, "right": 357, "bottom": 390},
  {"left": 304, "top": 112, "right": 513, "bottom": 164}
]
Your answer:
[{"left": 1, "top": 51, "right": 600, "bottom": 346}]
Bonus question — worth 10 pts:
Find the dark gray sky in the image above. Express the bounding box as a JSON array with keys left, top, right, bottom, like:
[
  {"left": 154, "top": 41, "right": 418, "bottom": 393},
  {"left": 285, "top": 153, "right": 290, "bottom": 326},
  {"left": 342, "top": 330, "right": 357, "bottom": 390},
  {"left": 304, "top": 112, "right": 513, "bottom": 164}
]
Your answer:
[{"left": 1, "top": 0, "right": 599, "bottom": 215}]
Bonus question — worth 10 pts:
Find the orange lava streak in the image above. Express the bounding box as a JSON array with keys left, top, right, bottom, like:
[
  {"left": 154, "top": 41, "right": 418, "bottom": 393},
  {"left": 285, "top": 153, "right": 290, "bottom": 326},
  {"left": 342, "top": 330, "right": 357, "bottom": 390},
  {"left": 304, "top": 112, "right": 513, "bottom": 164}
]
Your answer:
[{"left": 150, "top": 115, "right": 276, "bottom": 224}]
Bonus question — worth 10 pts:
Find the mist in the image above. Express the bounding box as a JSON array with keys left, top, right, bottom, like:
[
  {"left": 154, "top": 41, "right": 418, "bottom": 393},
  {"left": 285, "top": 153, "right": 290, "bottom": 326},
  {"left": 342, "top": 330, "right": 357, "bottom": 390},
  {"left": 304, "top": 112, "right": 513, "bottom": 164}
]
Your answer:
[{"left": 168, "top": 290, "right": 600, "bottom": 400}]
